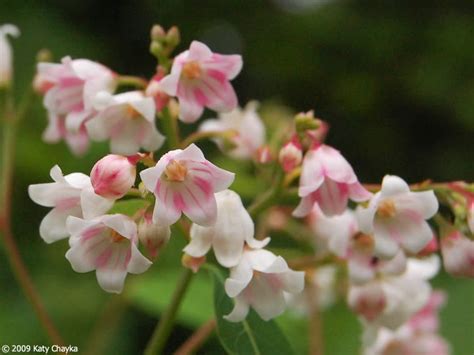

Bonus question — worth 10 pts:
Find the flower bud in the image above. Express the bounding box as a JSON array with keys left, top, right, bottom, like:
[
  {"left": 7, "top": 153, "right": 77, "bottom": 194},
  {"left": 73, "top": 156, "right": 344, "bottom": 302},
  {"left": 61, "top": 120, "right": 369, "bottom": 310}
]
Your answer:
[
  {"left": 150, "top": 25, "right": 166, "bottom": 41},
  {"left": 90, "top": 154, "right": 136, "bottom": 199},
  {"left": 440, "top": 229, "right": 474, "bottom": 278},
  {"left": 182, "top": 253, "right": 206, "bottom": 273},
  {"left": 138, "top": 214, "right": 170, "bottom": 259},
  {"left": 279, "top": 139, "right": 302, "bottom": 173},
  {"left": 295, "top": 110, "right": 320, "bottom": 133},
  {"left": 165, "top": 26, "right": 180, "bottom": 47}
]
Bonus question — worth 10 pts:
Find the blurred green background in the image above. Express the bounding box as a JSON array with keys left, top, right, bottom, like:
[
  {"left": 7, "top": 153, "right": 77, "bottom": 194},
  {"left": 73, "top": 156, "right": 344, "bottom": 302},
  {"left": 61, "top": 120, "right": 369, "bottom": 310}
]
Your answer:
[{"left": 1, "top": 0, "right": 474, "bottom": 354}]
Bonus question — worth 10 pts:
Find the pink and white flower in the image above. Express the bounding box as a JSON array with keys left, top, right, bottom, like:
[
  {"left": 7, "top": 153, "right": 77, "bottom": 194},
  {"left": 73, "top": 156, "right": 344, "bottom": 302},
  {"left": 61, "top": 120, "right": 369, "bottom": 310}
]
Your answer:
[
  {"left": 37, "top": 57, "right": 116, "bottom": 155},
  {"left": 140, "top": 144, "right": 235, "bottom": 226},
  {"left": 349, "top": 255, "right": 440, "bottom": 330},
  {"left": 86, "top": 91, "right": 164, "bottom": 155},
  {"left": 224, "top": 247, "right": 305, "bottom": 322},
  {"left": 357, "top": 175, "right": 439, "bottom": 259},
  {"left": 28, "top": 165, "right": 114, "bottom": 243},
  {"left": 199, "top": 101, "right": 265, "bottom": 159},
  {"left": 90, "top": 154, "right": 137, "bottom": 199},
  {"left": 440, "top": 230, "right": 474, "bottom": 278},
  {"left": 308, "top": 205, "right": 358, "bottom": 258},
  {"left": 184, "top": 190, "right": 270, "bottom": 267},
  {"left": 65, "top": 214, "right": 152, "bottom": 293},
  {"left": 159, "top": 41, "right": 243, "bottom": 123},
  {"left": 293, "top": 144, "right": 371, "bottom": 218},
  {"left": 0, "top": 24, "right": 20, "bottom": 87}
]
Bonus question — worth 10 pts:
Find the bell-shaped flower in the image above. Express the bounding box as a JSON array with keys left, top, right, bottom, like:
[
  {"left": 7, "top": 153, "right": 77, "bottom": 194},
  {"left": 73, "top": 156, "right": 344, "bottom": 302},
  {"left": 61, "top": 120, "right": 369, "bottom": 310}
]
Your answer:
[
  {"left": 0, "top": 24, "right": 20, "bottom": 87},
  {"left": 224, "top": 246, "right": 305, "bottom": 322},
  {"left": 440, "top": 229, "right": 474, "bottom": 278},
  {"left": 138, "top": 213, "right": 171, "bottom": 259},
  {"left": 90, "top": 154, "right": 136, "bottom": 199},
  {"left": 140, "top": 144, "right": 235, "bottom": 226},
  {"left": 28, "top": 165, "right": 114, "bottom": 243},
  {"left": 348, "top": 255, "right": 440, "bottom": 330},
  {"left": 199, "top": 101, "right": 265, "bottom": 159},
  {"left": 308, "top": 205, "right": 358, "bottom": 258},
  {"left": 183, "top": 189, "right": 269, "bottom": 267},
  {"left": 65, "top": 214, "right": 152, "bottom": 293},
  {"left": 357, "top": 175, "right": 439, "bottom": 259},
  {"left": 86, "top": 91, "right": 164, "bottom": 155},
  {"left": 159, "top": 41, "right": 242, "bottom": 123},
  {"left": 37, "top": 57, "right": 116, "bottom": 154},
  {"left": 293, "top": 144, "right": 371, "bottom": 218}
]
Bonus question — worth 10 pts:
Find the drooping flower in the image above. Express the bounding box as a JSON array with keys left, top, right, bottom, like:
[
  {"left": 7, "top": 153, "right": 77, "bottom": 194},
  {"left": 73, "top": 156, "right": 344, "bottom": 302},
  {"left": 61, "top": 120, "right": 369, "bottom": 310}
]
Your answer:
[
  {"left": 199, "top": 101, "right": 265, "bottom": 159},
  {"left": 224, "top": 249, "right": 304, "bottom": 322},
  {"left": 90, "top": 154, "right": 137, "bottom": 199},
  {"left": 159, "top": 41, "right": 243, "bottom": 123},
  {"left": 348, "top": 255, "right": 440, "bottom": 330},
  {"left": 293, "top": 144, "right": 371, "bottom": 218},
  {"left": 357, "top": 175, "right": 439, "bottom": 259},
  {"left": 224, "top": 246, "right": 305, "bottom": 322},
  {"left": 86, "top": 91, "right": 164, "bottom": 155},
  {"left": 37, "top": 57, "right": 116, "bottom": 155},
  {"left": 0, "top": 24, "right": 20, "bottom": 87},
  {"left": 28, "top": 165, "right": 114, "bottom": 243},
  {"left": 440, "top": 230, "right": 474, "bottom": 278},
  {"left": 183, "top": 189, "right": 270, "bottom": 267},
  {"left": 65, "top": 214, "right": 152, "bottom": 293},
  {"left": 140, "top": 144, "right": 235, "bottom": 226},
  {"left": 138, "top": 213, "right": 171, "bottom": 259},
  {"left": 308, "top": 205, "right": 358, "bottom": 258}
]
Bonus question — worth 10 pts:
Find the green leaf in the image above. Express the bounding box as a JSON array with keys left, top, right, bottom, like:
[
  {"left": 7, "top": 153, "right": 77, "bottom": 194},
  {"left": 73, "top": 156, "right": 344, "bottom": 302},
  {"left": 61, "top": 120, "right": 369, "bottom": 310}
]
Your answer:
[
  {"left": 208, "top": 265, "right": 295, "bottom": 355},
  {"left": 108, "top": 199, "right": 149, "bottom": 216}
]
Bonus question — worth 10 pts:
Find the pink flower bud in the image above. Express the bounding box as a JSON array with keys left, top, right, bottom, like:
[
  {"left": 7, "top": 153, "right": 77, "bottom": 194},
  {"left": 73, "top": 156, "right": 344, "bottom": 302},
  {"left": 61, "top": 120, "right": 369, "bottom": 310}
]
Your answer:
[
  {"left": 138, "top": 213, "right": 170, "bottom": 259},
  {"left": 91, "top": 155, "right": 136, "bottom": 199},
  {"left": 440, "top": 230, "right": 474, "bottom": 278},
  {"left": 279, "top": 139, "right": 302, "bottom": 173}
]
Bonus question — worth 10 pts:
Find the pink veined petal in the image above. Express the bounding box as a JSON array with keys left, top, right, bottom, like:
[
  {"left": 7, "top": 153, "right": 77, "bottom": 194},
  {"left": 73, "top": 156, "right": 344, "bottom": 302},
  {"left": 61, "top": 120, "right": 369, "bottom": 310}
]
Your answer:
[
  {"left": 187, "top": 41, "right": 213, "bottom": 61},
  {"left": 177, "top": 85, "right": 205, "bottom": 123},
  {"left": 65, "top": 126, "right": 90, "bottom": 156},
  {"left": 101, "top": 214, "right": 137, "bottom": 240},
  {"left": 66, "top": 215, "right": 100, "bottom": 237},
  {"left": 380, "top": 175, "right": 410, "bottom": 197},
  {"left": 199, "top": 76, "right": 238, "bottom": 113},
  {"left": 95, "top": 243, "right": 131, "bottom": 294},
  {"left": 152, "top": 181, "right": 182, "bottom": 226},
  {"left": 299, "top": 150, "right": 325, "bottom": 196},
  {"left": 200, "top": 161, "right": 235, "bottom": 192},
  {"left": 40, "top": 206, "right": 82, "bottom": 243},
  {"left": 176, "top": 143, "right": 206, "bottom": 162},
  {"left": 313, "top": 179, "right": 350, "bottom": 216},
  {"left": 317, "top": 145, "right": 357, "bottom": 184},
  {"left": 205, "top": 54, "right": 243, "bottom": 80},
  {"left": 349, "top": 181, "right": 372, "bottom": 202},
  {"left": 292, "top": 195, "right": 315, "bottom": 218},
  {"left": 223, "top": 296, "right": 250, "bottom": 322},
  {"left": 139, "top": 166, "right": 162, "bottom": 195},
  {"left": 183, "top": 224, "right": 214, "bottom": 257},
  {"left": 179, "top": 179, "right": 218, "bottom": 226}
]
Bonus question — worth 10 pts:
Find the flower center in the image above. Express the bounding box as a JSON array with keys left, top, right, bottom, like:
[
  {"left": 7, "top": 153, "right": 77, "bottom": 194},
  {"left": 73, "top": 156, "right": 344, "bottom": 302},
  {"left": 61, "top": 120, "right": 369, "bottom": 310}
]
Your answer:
[
  {"left": 164, "top": 160, "right": 188, "bottom": 181},
  {"left": 126, "top": 105, "right": 141, "bottom": 119},
  {"left": 353, "top": 233, "right": 374, "bottom": 252},
  {"left": 182, "top": 61, "right": 202, "bottom": 80},
  {"left": 110, "top": 230, "right": 127, "bottom": 243},
  {"left": 377, "top": 199, "right": 396, "bottom": 218}
]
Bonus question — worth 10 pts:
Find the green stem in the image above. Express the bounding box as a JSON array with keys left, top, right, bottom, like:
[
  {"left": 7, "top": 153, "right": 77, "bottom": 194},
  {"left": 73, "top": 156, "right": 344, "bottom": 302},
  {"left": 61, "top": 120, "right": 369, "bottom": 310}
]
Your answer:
[
  {"left": 180, "top": 130, "right": 235, "bottom": 149},
  {"left": 247, "top": 169, "right": 284, "bottom": 218},
  {"left": 0, "top": 89, "right": 64, "bottom": 345},
  {"left": 144, "top": 268, "right": 194, "bottom": 355},
  {"left": 160, "top": 107, "right": 180, "bottom": 149},
  {"left": 117, "top": 75, "right": 148, "bottom": 89}
]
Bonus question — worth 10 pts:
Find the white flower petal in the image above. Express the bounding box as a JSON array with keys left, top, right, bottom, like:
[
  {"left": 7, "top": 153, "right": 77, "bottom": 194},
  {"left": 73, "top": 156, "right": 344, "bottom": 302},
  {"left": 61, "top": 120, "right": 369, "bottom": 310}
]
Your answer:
[{"left": 223, "top": 296, "right": 249, "bottom": 322}]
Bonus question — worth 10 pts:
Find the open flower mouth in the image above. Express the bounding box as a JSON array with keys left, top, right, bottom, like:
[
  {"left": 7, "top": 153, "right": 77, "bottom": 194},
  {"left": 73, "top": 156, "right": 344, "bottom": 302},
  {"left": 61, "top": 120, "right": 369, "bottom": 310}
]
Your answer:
[
  {"left": 377, "top": 199, "right": 396, "bottom": 218},
  {"left": 182, "top": 61, "right": 202, "bottom": 80},
  {"left": 164, "top": 160, "right": 188, "bottom": 181}
]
